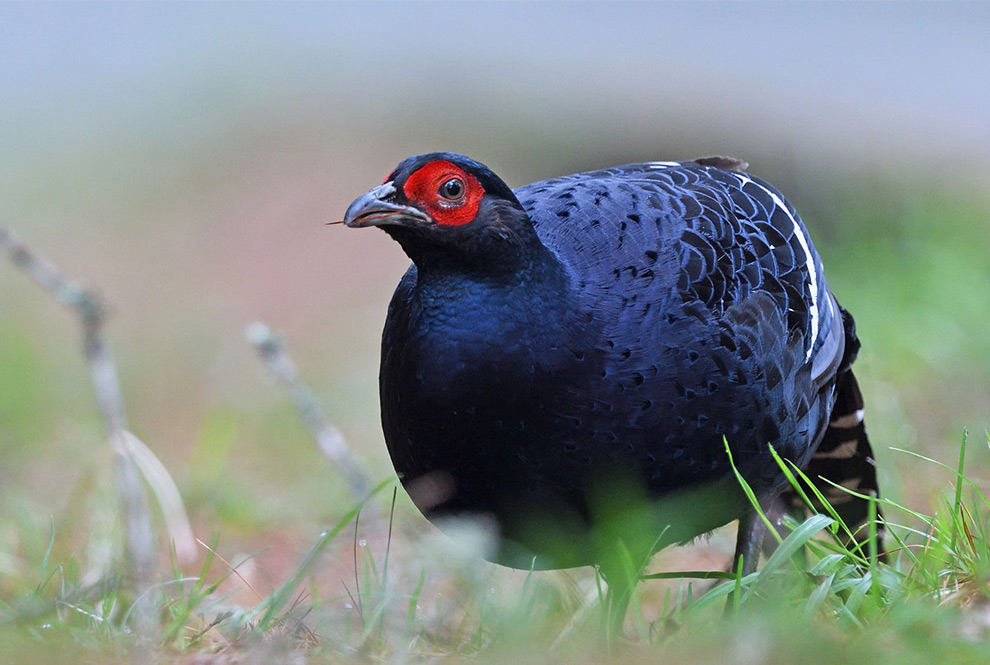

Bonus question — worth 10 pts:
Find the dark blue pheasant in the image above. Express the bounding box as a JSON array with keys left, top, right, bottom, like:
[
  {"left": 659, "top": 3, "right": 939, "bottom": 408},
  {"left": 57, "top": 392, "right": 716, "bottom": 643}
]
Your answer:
[{"left": 343, "top": 153, "right": 881, "bottom": 584}]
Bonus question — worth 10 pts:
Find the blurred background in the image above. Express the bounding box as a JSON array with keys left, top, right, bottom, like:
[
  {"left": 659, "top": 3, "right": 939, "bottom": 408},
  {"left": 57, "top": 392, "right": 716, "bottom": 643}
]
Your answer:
[{"left": 1, "top": 2, "right": 988, "bottom": 599}]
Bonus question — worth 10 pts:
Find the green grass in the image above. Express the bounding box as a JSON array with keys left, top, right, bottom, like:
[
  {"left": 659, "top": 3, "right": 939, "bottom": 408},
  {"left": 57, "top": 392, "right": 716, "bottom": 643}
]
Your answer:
[{"left": 3, "top": 431, "right": 990, "bottom": 663}]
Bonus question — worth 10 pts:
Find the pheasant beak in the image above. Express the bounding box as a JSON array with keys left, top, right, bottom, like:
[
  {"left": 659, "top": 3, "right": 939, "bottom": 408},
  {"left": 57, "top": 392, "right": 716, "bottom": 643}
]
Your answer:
[{"left": 344, "top": 182, "right": 432, "bottom": 228}]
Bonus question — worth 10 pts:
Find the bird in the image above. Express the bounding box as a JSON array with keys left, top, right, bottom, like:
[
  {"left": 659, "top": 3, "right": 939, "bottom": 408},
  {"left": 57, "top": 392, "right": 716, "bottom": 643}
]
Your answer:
[{"left": 342, "top": 152, "right": 882, "bottom": 622}]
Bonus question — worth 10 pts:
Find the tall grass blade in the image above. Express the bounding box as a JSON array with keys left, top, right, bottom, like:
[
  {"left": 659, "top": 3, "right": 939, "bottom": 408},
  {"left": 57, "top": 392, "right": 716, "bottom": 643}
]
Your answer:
[
  {"left": 951, "top": 429, "right": 969, "bottom": 551},
  {"left": 641, "top": 570, "right": 739, "bottom": 581},
  {"left": 868, "top": 491, "right": 879, "bottom": 567},
  {"left": 723, "top": 439, "right": 777, "bottom": 538}
]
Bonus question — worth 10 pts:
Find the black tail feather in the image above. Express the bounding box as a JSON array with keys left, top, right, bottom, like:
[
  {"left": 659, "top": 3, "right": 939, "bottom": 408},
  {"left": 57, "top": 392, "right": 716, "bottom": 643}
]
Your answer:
[{"left": 781, "top": 369, "right": 885, "bottom": 557}]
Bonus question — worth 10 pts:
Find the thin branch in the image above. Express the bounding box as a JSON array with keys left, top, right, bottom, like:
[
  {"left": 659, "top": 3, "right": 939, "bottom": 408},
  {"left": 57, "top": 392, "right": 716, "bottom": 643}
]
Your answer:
[
  {"left": 245, "top": 321, "right": 373, "bottom": 498},
  {"left": 0, "top": 225, "right": 157, "bottom": 623}
]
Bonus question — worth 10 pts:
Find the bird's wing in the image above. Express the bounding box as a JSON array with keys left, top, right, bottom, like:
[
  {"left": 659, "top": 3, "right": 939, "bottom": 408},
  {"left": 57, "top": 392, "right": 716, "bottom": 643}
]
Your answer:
[{"left": 516, "top": 160, "right": 843, "bottom": 386}]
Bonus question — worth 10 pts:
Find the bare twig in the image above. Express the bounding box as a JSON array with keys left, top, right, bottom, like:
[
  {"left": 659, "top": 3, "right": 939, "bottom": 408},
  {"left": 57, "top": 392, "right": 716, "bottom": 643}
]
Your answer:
[
  {"left": 245, "top": 321, "right": 373, "bottom": 498},
  {"left": 124, "top": 430, "right": 196, "bottom": 563},
  {"left": 0, "top": 225, "right": 157, "bottom": 622}
]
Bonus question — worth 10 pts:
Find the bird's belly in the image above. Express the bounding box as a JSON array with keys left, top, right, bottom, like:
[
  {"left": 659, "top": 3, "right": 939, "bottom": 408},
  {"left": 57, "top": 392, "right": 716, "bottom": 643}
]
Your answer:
[
  {"left": 379, "top": 283, "right": 835, "bottom": 569},
  {"left": 379, "top": 342, "right": 821, "bottom": 568}
]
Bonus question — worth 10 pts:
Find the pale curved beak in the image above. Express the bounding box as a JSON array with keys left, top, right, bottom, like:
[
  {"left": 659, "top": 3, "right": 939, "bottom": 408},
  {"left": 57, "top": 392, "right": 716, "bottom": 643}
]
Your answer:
[{"left": 344, "top": 182, "right": 431, "bottom": 228}]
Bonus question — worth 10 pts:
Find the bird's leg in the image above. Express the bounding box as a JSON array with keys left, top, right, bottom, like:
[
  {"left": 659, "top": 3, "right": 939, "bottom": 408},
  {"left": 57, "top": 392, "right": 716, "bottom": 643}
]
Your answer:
[
  {"left": 732, "top": 504, "right": 768, "bottom": 577},
  {"left": 723, "top": 505, "right": 769, "bottom": 617},
  {"left": 761, "top": 495, "right": 808, "bottom": 566}
]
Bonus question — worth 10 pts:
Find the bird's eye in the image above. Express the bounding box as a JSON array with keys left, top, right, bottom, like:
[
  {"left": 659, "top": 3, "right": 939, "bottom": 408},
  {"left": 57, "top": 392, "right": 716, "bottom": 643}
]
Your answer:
[{"left": 439, "top": 178, "right": 465, "bottom": 201}]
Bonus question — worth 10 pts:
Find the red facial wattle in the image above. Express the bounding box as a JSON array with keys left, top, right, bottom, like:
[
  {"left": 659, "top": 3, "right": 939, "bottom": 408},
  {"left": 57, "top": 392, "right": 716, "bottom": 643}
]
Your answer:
[{"left": 401, "top": 160, "right": 485, "bottom": 227}]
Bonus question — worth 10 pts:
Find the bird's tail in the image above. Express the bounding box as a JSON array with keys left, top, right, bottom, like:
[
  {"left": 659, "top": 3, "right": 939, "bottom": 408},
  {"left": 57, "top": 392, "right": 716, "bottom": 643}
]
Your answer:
[{"left": 781, "top": 369, "right": 886, "bottom": 558}]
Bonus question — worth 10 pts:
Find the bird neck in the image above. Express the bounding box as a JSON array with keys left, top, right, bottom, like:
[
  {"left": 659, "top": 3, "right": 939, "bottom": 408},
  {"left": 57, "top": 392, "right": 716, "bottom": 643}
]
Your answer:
[
  {"left": 384, "top": 200, "right": 559, "bottom": 282},
  {"left": 387, "top": 197, "right": 555, "bottom": 276},
  {"left": 411, "top": 236, "right": 571, "bottom": 325}
]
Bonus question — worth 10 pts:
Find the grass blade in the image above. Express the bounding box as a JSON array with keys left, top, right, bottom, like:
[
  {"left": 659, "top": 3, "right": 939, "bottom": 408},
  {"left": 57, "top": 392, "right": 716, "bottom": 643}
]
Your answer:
[
  {"left": 758, "top": 513, "right": 834, "bottom": 580},
  {"left": 951, "top": 429, "right": 969, "bottom": 551}
]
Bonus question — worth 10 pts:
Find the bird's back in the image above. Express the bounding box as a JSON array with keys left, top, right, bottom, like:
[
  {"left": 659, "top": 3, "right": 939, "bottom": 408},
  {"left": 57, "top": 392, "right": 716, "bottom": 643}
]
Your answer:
[
  {"left": 509, "top": 159, "right": 847, "bottom": 500},
  {"left": 517, "top": 159, "right": 839, "bottom": 371}
]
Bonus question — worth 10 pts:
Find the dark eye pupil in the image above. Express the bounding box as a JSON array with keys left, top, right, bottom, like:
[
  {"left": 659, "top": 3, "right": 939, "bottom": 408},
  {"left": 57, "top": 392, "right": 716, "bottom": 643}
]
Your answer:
[{"left": 441, "top": 178, "right": 464, "bottom": 200}]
